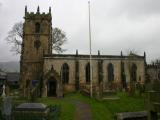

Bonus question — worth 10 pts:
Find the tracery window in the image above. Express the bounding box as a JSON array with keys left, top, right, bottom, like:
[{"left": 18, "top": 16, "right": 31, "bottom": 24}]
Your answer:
[
  {"left": 108, "top": 63, "right": 114, "bottom": 81},
  {"left": 86, "top": 63, "right": 90, "bottom": 83},
  {"left": 131, "top": 63, "right": 137, "bottom": 81},
  {"left": 61, "top": 63, "right": 69, "bottom": 84}
]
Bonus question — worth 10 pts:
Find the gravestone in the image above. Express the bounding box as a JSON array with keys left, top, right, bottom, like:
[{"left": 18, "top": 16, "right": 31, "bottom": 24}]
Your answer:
[
  {"left": 2, "top": 97, "right": 12, "bottom": 120},
  {"left": 102, "top": 90, "right": 120, "bottom": 100},
  {"left": 14, "top": 103, "right": 49, "bottom": 120},
  {"left": 116, "top": 111, "right": 147, "bottom": 120},
  {"left": 15, "top": 103, "right": 47, "bottom": 111},
  {"left": 147, "top": 80, "right": 160, "bottom": 120}
]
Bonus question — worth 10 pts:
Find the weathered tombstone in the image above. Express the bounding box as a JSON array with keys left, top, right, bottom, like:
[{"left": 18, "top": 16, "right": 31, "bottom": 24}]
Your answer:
[
  {"left": 13, "top": 103, "right": 49, "bottom": 120},
  {"left": 116, "top": 111, "right": 147, "bottom": 120},
  {"left": 102, "top": 89, "right": 119, "bottom": 100},
  {"left": 2, "top": 97, "right": 12, "bottom": 120}
]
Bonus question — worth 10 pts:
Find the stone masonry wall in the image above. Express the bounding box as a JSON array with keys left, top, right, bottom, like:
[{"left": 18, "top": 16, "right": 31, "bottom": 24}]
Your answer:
[{"left": 43, "top": 55, "right": 145, "bottom": 92}]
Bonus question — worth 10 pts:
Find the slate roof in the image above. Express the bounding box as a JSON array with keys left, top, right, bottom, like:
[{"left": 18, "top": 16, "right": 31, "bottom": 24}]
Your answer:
[
  {"left": 44, "top": 53, "right": 145, "bottom": 60},
  {"left": 0, "top": 70, "right": 7, "bottom": 79},
  {"left": 7, "top": 73, "right": 19, "bottom": 82}
]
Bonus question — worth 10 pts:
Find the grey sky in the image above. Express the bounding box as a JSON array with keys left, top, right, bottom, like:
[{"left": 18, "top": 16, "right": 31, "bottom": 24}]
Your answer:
[{"left": 0, "top": 0, "right": 160, "bottom": 62}]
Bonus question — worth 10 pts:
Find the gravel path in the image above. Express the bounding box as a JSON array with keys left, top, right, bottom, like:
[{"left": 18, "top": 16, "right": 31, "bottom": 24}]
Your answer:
[{"left": 74, "top": 100, "right": 92, "bottom": 120}]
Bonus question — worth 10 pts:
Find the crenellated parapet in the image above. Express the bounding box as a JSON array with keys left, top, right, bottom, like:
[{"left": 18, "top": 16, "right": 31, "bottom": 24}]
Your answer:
[{"left": 24, "top": 6, "right": 52, "bottom": 21}]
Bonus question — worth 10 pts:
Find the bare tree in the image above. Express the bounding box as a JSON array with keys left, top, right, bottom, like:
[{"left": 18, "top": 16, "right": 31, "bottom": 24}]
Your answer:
[
  {"left": 6, "top": 22, "right": 67, "bottom": 54},
  {"left": 52, "top": 27, "right": 67, "bottom": 53},
  {"left": 6, "top": 22, "right": 23, "bottom": 54}
]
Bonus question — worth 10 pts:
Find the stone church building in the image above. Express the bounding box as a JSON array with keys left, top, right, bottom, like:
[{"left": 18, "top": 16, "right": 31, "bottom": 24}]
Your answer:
[{"left": 20, "top": 7, "right": 146, "bottom": 97}]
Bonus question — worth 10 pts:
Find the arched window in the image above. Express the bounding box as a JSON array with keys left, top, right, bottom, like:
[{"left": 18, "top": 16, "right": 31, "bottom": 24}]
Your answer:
[
  {"left": 121, "top": 62, "right": 127, "bottom": 89},
  {"left": 35, "top": 22, "right": 40, "bottom": 33},
  {"left": 108, "top": 63, "right": 114, "bottom": 82},
  {"left": 61, "top": 63, "right": 69, "bottom": 84},
  {"left": 86, "top": 63, "right": 90, "bottom": 83},
  {"left": 131, "top": 63, "right": 137, "bottom": 81}
]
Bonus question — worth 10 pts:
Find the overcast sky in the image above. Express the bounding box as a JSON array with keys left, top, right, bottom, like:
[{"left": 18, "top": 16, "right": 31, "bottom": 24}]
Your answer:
[{"left": 0, "top": 0, "right": 160, "bottom": 62}]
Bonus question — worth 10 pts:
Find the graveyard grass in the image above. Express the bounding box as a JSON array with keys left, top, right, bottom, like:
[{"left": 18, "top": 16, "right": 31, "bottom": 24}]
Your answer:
[
  {"left": 37, "top": 92, "right": 145, "bottom": 120},
  {"left": 37, "top": 97, "right": 75, "bottom": 120},
  {"left": 0, "top": 92, "right": 145, "bottom": 120}
]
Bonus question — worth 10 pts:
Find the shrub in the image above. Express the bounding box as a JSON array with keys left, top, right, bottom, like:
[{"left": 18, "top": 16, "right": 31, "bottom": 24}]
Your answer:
[{"left": 49, "top": 105, "right": 61, "bottom": 120}]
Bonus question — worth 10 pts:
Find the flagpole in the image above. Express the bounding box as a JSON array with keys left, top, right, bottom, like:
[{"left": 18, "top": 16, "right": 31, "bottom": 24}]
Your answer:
[{"left": 88, "top": 1, "right": 93, "bottom": 98}]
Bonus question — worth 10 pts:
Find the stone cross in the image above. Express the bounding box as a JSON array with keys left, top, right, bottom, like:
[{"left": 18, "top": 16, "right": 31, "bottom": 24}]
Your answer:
[{"left": 1, "top": 84, "right": 6, "bottom": 97}]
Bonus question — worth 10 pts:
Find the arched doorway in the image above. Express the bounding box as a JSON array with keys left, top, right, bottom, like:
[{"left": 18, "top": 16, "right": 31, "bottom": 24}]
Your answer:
[{"left": 47, "top": 77, "right": 57, "bottom": 97}]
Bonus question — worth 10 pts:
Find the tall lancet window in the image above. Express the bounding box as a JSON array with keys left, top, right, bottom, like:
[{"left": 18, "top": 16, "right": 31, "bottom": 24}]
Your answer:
[
  {"left": 131, "top": 63, "right": 137, "bottom": 82},
  {"left": 61, "top": 63, "right": 69, "bottom": 84},
  {"left": 86, "top": 63, "right": 90, "bottom": 83},
  {"left": 108, "top": 63, "right": 114, "bottom": 81}
]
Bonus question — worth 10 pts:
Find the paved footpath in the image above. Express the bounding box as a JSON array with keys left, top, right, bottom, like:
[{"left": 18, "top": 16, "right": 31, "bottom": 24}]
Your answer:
[{"left": 74, "top": 100, "right": 92, "bottom": 120}]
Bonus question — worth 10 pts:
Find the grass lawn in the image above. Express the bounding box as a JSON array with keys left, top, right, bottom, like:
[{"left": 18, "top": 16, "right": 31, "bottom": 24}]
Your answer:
[
  {"left": 0, "top": 92, "right": 145, "bottom": 120},
  {"left": 37, "top": 97, "right": 75, "bottom": 120},
  {"left": 65, "top": 92, "right": 145, "bottom": 120}
]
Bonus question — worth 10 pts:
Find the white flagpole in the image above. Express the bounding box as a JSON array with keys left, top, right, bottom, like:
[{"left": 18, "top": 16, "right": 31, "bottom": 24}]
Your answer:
[{"left": 88, "top": 1, "right": 93, "bottom": 98}]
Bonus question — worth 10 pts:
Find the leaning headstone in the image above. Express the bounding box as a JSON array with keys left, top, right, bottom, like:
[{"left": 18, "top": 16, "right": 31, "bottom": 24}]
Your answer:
[{"left": 2, "top": 97, "right": 12, "bottom": 120}]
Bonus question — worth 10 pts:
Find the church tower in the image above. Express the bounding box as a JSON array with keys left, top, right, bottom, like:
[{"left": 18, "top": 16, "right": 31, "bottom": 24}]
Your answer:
[{"left": 20, "top": 6, "right": 52, "bottom": 96}]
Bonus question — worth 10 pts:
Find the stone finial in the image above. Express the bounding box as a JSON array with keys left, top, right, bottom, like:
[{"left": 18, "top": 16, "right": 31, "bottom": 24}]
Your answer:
[
  {"left": 144, "top": 51, "right": 146, "bottom": 64},
  {"left": 49, "top": 7, "right": 51, "bottom": 14},
  {"left": 25, "top": 6, "right": 27, "bottom": 15},
  {"left": 76, "top": 49, "right": 78, "bottom": 55},
  {"left": 37, "top": 6, "right": 40, "bottom": 13},
  {"left": 121, "top": 51, "right": 123, "bottom": 56},
  {"left": 98, "top": 50, "right": 100, "bottom": 55},
  {"left": 144, "top": 51, "right": 146, "bottom": 58}
]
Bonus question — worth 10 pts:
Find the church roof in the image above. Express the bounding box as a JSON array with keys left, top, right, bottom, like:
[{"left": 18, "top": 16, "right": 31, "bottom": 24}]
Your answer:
[{"left": 44, "top": 53, "right": 145, "bottom": 60}]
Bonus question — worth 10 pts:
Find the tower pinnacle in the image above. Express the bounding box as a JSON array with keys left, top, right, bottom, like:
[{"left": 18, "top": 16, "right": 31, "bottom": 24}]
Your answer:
[{"left": 37, "top": 6, "right": 40, "bottom": 13}]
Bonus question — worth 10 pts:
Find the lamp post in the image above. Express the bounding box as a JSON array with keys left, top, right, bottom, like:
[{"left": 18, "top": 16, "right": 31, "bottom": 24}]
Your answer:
[{"left": 88, "top": 1, "right": 93, "bottom": 98}]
